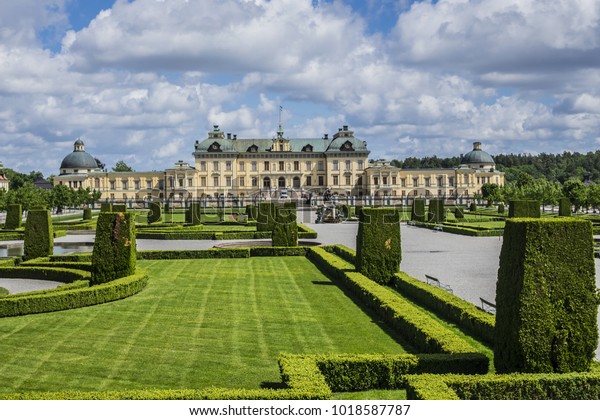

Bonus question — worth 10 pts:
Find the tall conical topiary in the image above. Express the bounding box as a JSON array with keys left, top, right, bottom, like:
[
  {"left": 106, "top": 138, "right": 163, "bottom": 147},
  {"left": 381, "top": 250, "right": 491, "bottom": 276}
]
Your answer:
[
  {"left": 23, "top": 209, "right": 53, "bottom": 260},
  {"left": 91, "top": 212, "right": 136, "bottom": 285},
  {"left": 5, "top": 204, "right": 22, "bottom": 229}
]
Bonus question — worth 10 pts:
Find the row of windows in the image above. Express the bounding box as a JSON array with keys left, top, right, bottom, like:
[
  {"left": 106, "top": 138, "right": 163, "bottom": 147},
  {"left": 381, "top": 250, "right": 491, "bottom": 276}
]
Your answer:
[
  {"left": 198, "top": 175, "right": 363, "bottom": 188},
  {"left": 198, "top": 160, "right": 364, "bottom": 172},
  {"left": 369, "top": 175, "right": 500, "bottom": 187}
]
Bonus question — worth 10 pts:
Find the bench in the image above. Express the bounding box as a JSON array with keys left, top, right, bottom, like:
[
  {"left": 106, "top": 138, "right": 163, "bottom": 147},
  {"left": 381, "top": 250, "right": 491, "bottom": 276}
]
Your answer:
[
  {"left": 425, "top": 274, "right": 453, "bottom": 293},
  {"left": 480, "top": 297, "right": 496, "bottom": 315}
]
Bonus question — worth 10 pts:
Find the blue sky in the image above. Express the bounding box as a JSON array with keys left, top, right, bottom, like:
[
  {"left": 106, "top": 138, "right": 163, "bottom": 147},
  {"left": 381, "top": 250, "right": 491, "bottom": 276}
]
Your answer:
[{"left": 1, "top": 0, "right": 600, "bottom": 176}]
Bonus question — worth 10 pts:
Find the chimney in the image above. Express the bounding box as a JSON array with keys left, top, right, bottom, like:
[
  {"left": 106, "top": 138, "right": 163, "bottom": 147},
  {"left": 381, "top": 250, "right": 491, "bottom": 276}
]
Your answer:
[
  {"left": 227, "top": 133, "right": 231, "bottom": 140},
  {"left": 473, "top": 142, "right": 482, "bottom": 150},
  {"left": 233, "top": 134, "right": 237, "bottom": 140}
]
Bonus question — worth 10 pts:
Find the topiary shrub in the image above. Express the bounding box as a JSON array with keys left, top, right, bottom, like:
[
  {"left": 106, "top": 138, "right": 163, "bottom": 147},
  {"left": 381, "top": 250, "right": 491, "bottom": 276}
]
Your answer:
[
  {"left": 147, "top": 202, "right": 162, "bottom": 224},
  {"left": 91, "top": 212, "right": 137, "bottom": 285},
  {"left": 454, "top": 207, "right": 465, "bottom": 220},
  {"left": 5, "top": 204, "right": 22, "bottom": 230},
  {"left": 469, "top": 202, "right": 477, "bottom": 212},
  {"left": 272, "top": 207, "right": 298, "bottom": 247},
  {"left": 112, "top": 204, "right": 127, "bottom": 213},
  {"left": 23, "top": 209, "right": 53, "bottom": 260},
  {"left": 82, "top": 208, "right": 92, "bottom": 220},
  {"left": 356, "top": 208, "right": 401, "bottom": 285},
  {"left": 559, "top": 198, "right": 572, "bottom": 217},
  {"left": 495, "top": 218, "right": 599, "bottom": 374},
  {"left": 411, "top": 198, "right": 426, "bottom": 222},
  {"left": 245, "top": 204, "right": 257, "bottom": 221},
  {"left": 508, "top": 200, "right": 541, "bottom": 218},
  {"left": 100, "top": 202, "right": 112, "bottom": 212},
  {"left": 497, "top": 203, "right": 505, "bottom": 214},
  {"left": 428, "top": 199, "right": 445, "bottom": 223},
  {"left": 257, "top": 202, "right": 276, "bottom": 232},
  {"left": 164, "top": 201, "right": 170, "bottom": 212}
]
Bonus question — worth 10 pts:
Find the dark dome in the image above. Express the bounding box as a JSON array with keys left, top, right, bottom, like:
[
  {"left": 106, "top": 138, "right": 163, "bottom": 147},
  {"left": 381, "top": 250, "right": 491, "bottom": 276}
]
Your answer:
[
  {"left": 60, "top": 140, "right": 98, "bottom": 170},
  {"left": 60, "top": 151, "right": 99, "bottom": 169},
  {"left": 460, "top": 142, "right": 495, "bottom": 165}
]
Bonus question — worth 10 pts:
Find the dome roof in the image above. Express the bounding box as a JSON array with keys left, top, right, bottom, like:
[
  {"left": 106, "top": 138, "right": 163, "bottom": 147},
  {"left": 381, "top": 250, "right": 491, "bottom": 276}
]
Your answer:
[
  {"left": 60, "top": 140, "right": 99, "bottom": 170},
  {"left": 460, "top": 142, "right": 495, "bottom": 165}
]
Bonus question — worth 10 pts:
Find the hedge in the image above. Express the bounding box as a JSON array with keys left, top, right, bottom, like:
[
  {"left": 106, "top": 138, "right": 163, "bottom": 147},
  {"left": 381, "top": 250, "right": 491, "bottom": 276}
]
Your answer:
[
  {"left": 411, "top": 198, "right": 426, "bottom": 222},
  {"left": 91, "top": 212, "right": 136, "bottom": 285},
  {"left": 82, "top": 208, "right": 92, "bottom": 220},
  {"left": 356, "top": 208, "right": 401, "bottom": 285},
  {"left": 112, "top": 204, "right": 127, "bottom": 212},
  {"left": 0, "top": 266, "right": 89, "bottom": 283},
  {"left": 249, "top": 247, "right": 308, "bottom": 257},
  {"left": 307, "top": 247, "right": 486, "bottom": 356},
  {"left": 297, "top": 224, "right": 318, "bottom": 239},
  {"left": 495, "top": 218, "right": 598, "bottom": 374},
  {"left": 147, "top": 202, "right": 162, "bottom": 224},
  {"left": 5, "top": 204, "right": 22, "bottom": 229},
  {"left": 257, "top": 202, "right": 276, "bottom": 232},
  {"left": 406, "top": 370, "right": 600, "bottom": 400},
  {"left": 428, "top": 199, "right": 445, "bottom": 223},
  {"left": 392, "top": 272, "right": 495, "bottom": 345},
  {"left": 272, "top": 207, "right": 298, "bottom": 247},
  {"left": 497, "top": 203, "right": 505, "bottom": 214},
  {"left": 453, "top": 207, "right": 464, "bottom": 220},
  {"left": 23, "top": 209, "right": 53, "bottom": 260},
  {"left": 137, "top": 249, "right": 251, "bottom": 260},
  {"left": 20, "top": 258, "right": 93, "bottom": 272},
  {"left": 100, "top": 202, "right": 112, "bottom": 212},
  {"left": 0, "top": 269, "right": 147, "bottom": 317},
  {"left": 245, "top": 204, "right": 257, "bottom": 221},
  {"left": 559, "top": 197, "right": 572, "bottom": 217},
  {"left": 49, "top": 253, "right": 92, "bottom": 262},
  {"left": 469, "top": 202, "right": 477, "bottom": 212},
  {"left": 412, "top": 221, "right": 504, "bottom": 237},
  {"left": 508, "top": 200, "right": 541, "bottom": 218},
  {"left": 321, "top": 244, "right": 356, "bottom": 265},
  {"left": 1, "top": 280, "right": 90, "bottom": 300}
]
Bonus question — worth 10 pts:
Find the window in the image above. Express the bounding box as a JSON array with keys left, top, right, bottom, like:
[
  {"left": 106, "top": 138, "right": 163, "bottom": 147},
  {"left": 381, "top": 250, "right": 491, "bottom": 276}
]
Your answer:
[
  {"left": 449, "top": 177, "right": 455, "bottom": 187},
  {"left": 318, "top": 175, "right": 324, "bottom": 186},
  {"left": 463, "top": 174, "right": 469, "bottom": 184},
  {"left": 263, "top": 177, "right": 271, "bottom": 188},
  {"left": 345, "top": 175, "right": 351, "bottom": 185},
  {"left": 95, "top": 178, "right": 100, "bottom": 188},
  {"left": 226, "top": 161, "right": 232, "bottom": 171},
  {"left": 279, "top": 161, "right": 284, "bottom": 171},
  {"left": 178, "top": 178, "right": 184, "bottom": 188},
  {"left": 200, "top": 161, "right": 206, "bottom": 171},
  {"left": 306, "top": 176, "right": 312, "bottom": 186},
  {"left": 293, "top": 161, "right": 299, "bottom": 171},
  {"left": 134, "top": 180, "right": 140, "bottom": 190},
  {"left": 401, "top": 178, "right": 406, "bottom": 187},
  {"left": 226, "top": 176, "right": 232, "bottom": 187},
  {"left": 412, "top": 178, "right": 418, "bottom": 187},
  {"left": 345, "top": 160, "right": 351, "bottom": 171},
  {"left": 251, "top": 177, "right": 258, "bottom": 187},
  {"left": 333, "top": 175, "right": 339, "bottom": 185},
  {"left": 146, "top": 180, "right": 152, "bottom": 189},
  {"left": 392, "top": 176, "right": 397, "bottom": 185},
  {"left": 239, "top": 161, "right": 245, "bottom": 172},
  {"left": 110, "top": 181, "right": 115, "bottom": 190},
  {"left": 279, "top": 144, "right": 284, "bottom": 151},
  {"left": 333, "top": 160, "right": 339, "bottom": 170},
  {"left": 293, "top": 177, "right": 300, "bottom": 188},
  {"left": 169, "top": 178, "right": 174, "bottom": 188},
  {"left": 318, "top": 161, "right": 324, "bottom": 171},
  {"left": 437, "top": 176, "right": 444, "bottom": 187},
  {"left": 358, "top": 160, "right": 364, "bottom": 170},
  {"left": 213, "top": 161, "right": 219, "bottom": 171},
  {"left": 158, "top": 180, "right": 164, "bottom": 189},
  {"left": 251, "top": 161, "right": 257, "bottom": 172},
  {"left": 201, "top": 177, "right": 207, "bottom": 187},
  {"left": 374, "top": 176, "right": 379, "bottom": 186},
  {"left": 213, "top": 177, "right": 219, "bottom": 187},
  {"left": 306, "top": 161, "right": 312, "bottom": 171},
  {"left": 425, "top": 177, "right": 430, "bottom": 187},
  {"left": 188, "top": 178, "right": 193, "bottom": 187},
  {"left": 264, "top": 161, "right": 270, "bottom": 171},
  {"left": 357, "top": 176, "right": 363, "bottom": 186},
  {"left": 383, "top": 176, "right": 388, "bottom": 185},
  {"left": 239, "top": 177, "right": 245, "bottom": 187}
]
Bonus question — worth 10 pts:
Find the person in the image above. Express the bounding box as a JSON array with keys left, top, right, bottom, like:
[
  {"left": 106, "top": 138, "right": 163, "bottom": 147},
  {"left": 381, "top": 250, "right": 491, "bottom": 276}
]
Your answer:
[{"left": 324, "top": 188, "right": 332, "bottom": 202}]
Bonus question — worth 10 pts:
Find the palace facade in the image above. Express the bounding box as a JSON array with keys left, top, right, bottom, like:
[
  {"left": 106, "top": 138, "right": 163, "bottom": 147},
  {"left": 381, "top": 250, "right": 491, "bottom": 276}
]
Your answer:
[{"left": 54, "top": 126, "right": 504, "bottom": 205}]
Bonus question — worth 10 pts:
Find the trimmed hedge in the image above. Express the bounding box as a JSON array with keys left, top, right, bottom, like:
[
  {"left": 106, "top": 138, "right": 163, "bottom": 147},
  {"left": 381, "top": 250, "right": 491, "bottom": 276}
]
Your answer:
[
  {"left": 0, "top": 268, "right": 147, "bottom": 317},
  {"left": 406, "top": 370, "right": 600, "bottom": 400},
  {"left": 91, "top": 212, "right": 136, "bottom": 285},
  {"left": 0, "top": 266, "right": 89, "bottom": 283},
  {"left": 137, "top": 249, "right": 250, "bottom": 260},
  {"left": 5, "top": 204, "right": 22, "bottom": 229},
  {"left": 23, "top": 209, "right": 53, "bottom": 260},
  {"left": 49, "top": 253, "right": 92, "bottom": 262},
  {"left": 428, "top": 199, "right": 445, "bottom": 223},
  {"left": 469, "top": 202, "right": 477, "bottom": 212},
  {"left": 272, "top": 207, "right": 298, "bottom": 247},
  {"left": 453, "top": 207, "right": 464, "bottom": 220},
  {"left": 508, "top": 200, "right": 541, "bottom": 218},
  {"left": 245, "top": 204, "right": 257, "bottom": 220},
  {"left": 356, "top": 208, "right": 401, "bottom": 285},
  {"left": 307, "top": 247, "right": 486, "bottom": 356},
  {"left": 393, "top": 272, "right": 495, "bottom": 345},
  {"left": 112, "top": 204, "right": 127, "bottom": 212},
  {"left": 297, "top": 224, "right": 318, "bottom": 239},
  {"left": 82, "top": 208, "right": 92, "bottom": 220},
  {"left": 20, "top": 258, "right": 93, "bottom": 272},
  {"left": 100, "top": 202, "right": 112, "bottom": 212},
  {"left": 257, "top": 202, "right": 276, "bottom": 232},
  {"left": 559, "top": 197, "right": 572, "bottom": 217},
  {"left": 147, "top": 201, "right": 162, "bottom": 224},
  {"left": 249, "top": 247, "right": 308, "bottom": 257},
  {"left": 411, "top": 198, "right": 426, "bottom": 222},
  {"left": 321, "top": 244, "right": 356, "bottom": 265},
  {"left": 495, "top": 218, "right": 598, "bottom": 374},
  {"left": 497, "top": 203, "right": 505, "bottom": 214}
]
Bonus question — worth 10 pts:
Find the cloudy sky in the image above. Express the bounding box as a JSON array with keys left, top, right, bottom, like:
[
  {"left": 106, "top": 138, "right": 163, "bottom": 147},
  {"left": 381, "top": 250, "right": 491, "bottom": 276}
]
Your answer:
[{"left": 1, "top": 0, "right": 599, "bottom": 177}]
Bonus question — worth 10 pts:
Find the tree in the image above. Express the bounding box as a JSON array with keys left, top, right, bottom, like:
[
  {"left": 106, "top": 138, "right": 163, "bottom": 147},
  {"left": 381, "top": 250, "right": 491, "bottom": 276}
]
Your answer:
[
  {"left": 563, "top": 179, "right": 588, "bottom": 212},
  {"left": 112, "top": 160, "right": 133, "bottom": 172}
]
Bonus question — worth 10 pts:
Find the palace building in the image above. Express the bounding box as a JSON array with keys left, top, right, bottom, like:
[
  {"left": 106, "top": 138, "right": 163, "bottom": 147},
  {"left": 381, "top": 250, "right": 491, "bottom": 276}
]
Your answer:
[{"left": 54, "top": 125, "right": 504, "bottom": 205}]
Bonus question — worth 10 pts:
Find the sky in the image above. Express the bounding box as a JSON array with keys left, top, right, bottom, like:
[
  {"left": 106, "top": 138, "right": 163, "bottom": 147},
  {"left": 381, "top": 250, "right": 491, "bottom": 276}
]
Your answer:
[{"left": 1, "top": 0, "right": 600, "bottom": 177}]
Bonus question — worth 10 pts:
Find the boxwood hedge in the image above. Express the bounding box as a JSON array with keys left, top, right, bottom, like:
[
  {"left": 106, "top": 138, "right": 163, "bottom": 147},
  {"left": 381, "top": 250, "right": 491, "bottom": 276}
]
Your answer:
[
  {"left": 508, "top": 200, "right": 541, "bottom": 218},
  {"left": 147, "top": 201, "right": 162, "bottom": 224},
  {"left": 272, "top": 207, "right": 298, "bottom": 247},
  {"left": 23, "top": 209, "right": 53, "bottom": 260},
  {"left": 559, "top": 197, "right": 572, "bottom": 217},
  {"left": 257, "top": 202, "right": 276, "bottom": 232},
  {"left": 91, "top": 212, "right": 136, "bottom": 285},
  {"left": 428, "top": 199, "right": 445, "bottom": 223},
  {"left": 5, "top": 204, "right": 22, "bottom": 229},
  {"left": 411, "top": 198, "right": 426, "bottom": 222}
]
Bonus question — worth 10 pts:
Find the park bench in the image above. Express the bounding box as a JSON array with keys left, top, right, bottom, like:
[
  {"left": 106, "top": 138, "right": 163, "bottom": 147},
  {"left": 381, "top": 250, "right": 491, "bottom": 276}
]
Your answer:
[
  {"left": 480, "top": 297, "right": 496, "bottom": 315},
  {"left": 425, "top": 274, "right": 453, "bottom": 293}
]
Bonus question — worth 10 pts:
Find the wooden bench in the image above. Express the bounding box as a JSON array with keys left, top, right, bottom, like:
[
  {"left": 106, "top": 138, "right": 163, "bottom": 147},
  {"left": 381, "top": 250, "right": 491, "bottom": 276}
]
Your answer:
[
  {"left": 425, "top": 274, "right": 453, "bottom": 293},
  {"left": 480, "top": 297, "right": 496, "bottom": 314}
]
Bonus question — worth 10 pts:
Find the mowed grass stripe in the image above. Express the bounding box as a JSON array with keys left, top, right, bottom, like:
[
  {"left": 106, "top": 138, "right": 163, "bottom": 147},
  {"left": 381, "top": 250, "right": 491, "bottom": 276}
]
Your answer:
[{"left": 0, "top": 257, "right": 405, "bottom": 393}]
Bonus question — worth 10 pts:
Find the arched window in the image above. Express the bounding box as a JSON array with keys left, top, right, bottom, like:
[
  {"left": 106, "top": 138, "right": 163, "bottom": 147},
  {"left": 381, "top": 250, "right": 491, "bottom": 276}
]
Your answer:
[
  {"left": 263, "top": 177, "right": 271, "bottom": 188},
  {"left": 278, "top": 177, "right": 286, "bottom": 188},
  {"left": 293, "top": 176, "right": 301, "bottom": 188}
]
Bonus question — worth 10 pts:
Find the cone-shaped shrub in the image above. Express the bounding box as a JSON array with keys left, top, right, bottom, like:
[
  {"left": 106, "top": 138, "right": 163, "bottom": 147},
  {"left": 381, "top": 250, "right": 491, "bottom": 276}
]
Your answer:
[
  {"left": 559, "top": 198, "right": 572, "bottom": 217},
  {"left": 495, "top": 218, "right": 598, "bottom": 374},
  {"left": 454, "top": 207, "right": 464, "bottom": 220},
  {"left": 497, "top": 203, "right": 505, "bottom": 214},
  {"left": 147, "top": 201, "right": 162, "bottom": 224},
  {"left": 272, "top": 207, "right": 298, "bottom": 247},
  {"left": 508, "top": 200, "right": 541, "bottom": 218},
  {"left": 5, "top": 204, "right": 22, "bottom": 229},
  {"left": 245, "top": 204, "right": 257, "bottom": 221},
  {"left": 411, "top": 198, "right": 426, "bottom": 222},
  {"left": 91, "top": 212, "right": 136, "bottom": 285},
  {"left": 257, "top": 202, "right": 276, "bottom": 232},
  {"left": 23, "top": 209, "right": 53, "bottom": 260},
  {"left": 356, "top": 208, "right": 401, "bottom": 285},
  {"left": 83, "top": 208, "right": 92, "bottom": 220},
  {"left": 469, "top": 202, "right": 477, "bottom": 212},
  {"left": 428, "top": 199, "right": 445, "bottom": 223}
]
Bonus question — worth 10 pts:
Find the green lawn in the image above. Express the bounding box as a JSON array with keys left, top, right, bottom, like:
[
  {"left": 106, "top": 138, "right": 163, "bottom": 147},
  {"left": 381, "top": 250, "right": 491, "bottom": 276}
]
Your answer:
[{"left": 0, "top": 257, "right": 406, "bottom": 394}]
